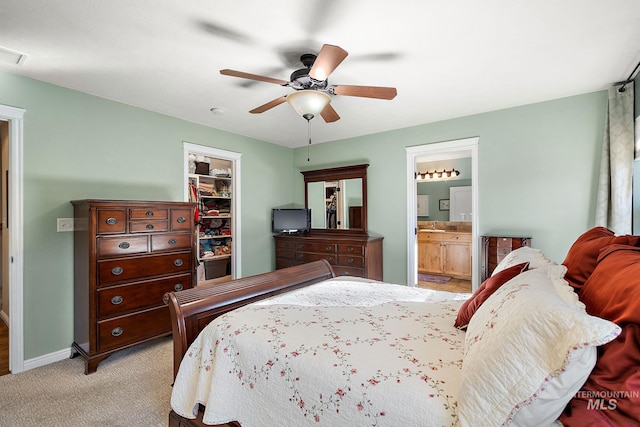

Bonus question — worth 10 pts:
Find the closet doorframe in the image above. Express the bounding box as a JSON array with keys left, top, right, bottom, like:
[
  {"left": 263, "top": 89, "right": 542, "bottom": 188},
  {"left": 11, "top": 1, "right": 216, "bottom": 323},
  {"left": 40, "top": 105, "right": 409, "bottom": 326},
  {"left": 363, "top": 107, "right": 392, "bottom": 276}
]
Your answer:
[
  {"left": 183, "top": 142, "right": 242, "bottom": 279},
  {"left": 0, "top": 104, "right": 24, "bottom": 373}
]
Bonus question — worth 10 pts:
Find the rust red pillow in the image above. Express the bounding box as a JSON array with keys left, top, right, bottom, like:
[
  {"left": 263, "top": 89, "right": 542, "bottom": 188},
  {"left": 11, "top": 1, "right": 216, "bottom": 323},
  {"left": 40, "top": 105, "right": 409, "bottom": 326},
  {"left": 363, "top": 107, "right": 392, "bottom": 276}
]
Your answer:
[
  {"left": 562, "top": 227, "right": 640, "bottom": 292},
  {"left": 560, "top": 244, "right": 640, "bottom": 426},
  {"left": 580, "top": 244, "right": 640, "bottom": 325},
  {"left": 454, "top": 262, "right": 528, "bottom": 329}
]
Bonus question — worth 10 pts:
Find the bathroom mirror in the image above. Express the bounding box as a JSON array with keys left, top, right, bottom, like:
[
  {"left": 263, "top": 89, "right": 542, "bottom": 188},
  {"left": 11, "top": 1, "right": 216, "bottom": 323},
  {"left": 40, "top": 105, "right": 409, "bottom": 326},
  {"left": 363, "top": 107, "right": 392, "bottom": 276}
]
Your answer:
[{"left": 301, "top": 164, "right": 368, "bottom": 234}]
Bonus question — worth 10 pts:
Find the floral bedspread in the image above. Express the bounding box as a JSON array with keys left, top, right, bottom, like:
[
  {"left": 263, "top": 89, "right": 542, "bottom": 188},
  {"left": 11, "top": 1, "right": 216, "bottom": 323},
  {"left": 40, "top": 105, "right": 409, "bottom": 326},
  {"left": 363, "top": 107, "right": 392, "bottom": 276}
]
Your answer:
[{"left": 171, "top": 278, "right": 469, "bottom": 426}]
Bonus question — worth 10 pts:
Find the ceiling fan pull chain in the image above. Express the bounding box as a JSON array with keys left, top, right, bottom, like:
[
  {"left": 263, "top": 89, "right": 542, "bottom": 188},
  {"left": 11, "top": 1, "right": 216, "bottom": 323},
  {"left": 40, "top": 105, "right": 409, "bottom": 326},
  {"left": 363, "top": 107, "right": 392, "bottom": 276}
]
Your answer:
[{"left": 307, "top": 118, "right": 311, "bottom": 162}]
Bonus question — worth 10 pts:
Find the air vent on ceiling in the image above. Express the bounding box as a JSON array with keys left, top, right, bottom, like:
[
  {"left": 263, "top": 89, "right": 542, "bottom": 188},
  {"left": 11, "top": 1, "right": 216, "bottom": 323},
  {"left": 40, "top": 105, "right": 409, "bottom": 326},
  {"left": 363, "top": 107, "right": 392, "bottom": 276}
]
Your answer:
[{"left": 0, "top": 46, "right": 27, "bottom": 65}]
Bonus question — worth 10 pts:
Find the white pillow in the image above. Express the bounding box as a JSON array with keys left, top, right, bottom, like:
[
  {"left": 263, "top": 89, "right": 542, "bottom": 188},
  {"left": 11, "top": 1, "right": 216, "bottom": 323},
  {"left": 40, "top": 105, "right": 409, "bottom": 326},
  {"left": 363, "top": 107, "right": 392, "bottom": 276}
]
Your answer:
[
  {"left": 511, "top": 346, "right": 595, "bottom": 426},
  {"left": 457, "top": 268, "right": 621, "bottom": 427},
  {"left": 492, "top": 246, "right": 556, "bottom": 276}
]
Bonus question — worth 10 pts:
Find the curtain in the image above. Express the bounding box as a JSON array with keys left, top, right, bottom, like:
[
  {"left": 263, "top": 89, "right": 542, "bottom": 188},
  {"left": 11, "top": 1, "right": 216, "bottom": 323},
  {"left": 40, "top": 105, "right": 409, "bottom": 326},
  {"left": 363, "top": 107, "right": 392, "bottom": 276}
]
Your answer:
[{"left": 595, "top": 82, "right": 635, "bottom": 234}]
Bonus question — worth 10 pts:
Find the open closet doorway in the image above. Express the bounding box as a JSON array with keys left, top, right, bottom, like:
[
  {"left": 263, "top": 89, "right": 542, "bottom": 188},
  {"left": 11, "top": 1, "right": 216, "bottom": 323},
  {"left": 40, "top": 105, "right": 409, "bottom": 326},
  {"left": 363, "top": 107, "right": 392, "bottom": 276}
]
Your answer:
[
  {"left": 405, "top": 137, "right": 479, "bottom": 290},
  {"left": 183, "top": 142, "right": 242, "bottom": 282},
  {"left": 0, "top": 104, "right": 25, "bottom": 374}
]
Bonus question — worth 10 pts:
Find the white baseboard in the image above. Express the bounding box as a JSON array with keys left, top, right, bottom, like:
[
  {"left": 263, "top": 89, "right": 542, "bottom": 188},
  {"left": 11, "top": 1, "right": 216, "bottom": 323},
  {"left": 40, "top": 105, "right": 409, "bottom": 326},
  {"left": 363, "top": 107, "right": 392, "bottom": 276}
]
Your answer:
[
  {"left": 1, "top": 311, "right": 72, "bottom": 372},
  {"left": 23, "top": 347, "right": 73, "bottom": 372},
  {"left": 0, "top": 310, "right": 73, "bottom": 372}
]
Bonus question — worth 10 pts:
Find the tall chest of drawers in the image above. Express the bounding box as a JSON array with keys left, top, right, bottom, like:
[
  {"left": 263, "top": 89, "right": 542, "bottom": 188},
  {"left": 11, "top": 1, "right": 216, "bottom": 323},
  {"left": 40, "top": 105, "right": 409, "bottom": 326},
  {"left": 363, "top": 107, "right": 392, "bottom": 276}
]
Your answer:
[
  {"left": 274, "top": 233, "right": 383, "bottom": 281},
  {"left": 71, "top": 199, "right": 196, "bottom": 374},
  {"left": 481, "top": 235, "right": 532, "bottom": 281}
]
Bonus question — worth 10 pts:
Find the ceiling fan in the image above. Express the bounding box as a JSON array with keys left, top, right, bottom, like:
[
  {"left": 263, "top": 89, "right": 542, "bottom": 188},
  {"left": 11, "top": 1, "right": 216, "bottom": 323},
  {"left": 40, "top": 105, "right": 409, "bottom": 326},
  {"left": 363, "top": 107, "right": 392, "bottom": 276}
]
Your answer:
[{"left": 220, "top": 44, "right": 397, "bottom": 123}]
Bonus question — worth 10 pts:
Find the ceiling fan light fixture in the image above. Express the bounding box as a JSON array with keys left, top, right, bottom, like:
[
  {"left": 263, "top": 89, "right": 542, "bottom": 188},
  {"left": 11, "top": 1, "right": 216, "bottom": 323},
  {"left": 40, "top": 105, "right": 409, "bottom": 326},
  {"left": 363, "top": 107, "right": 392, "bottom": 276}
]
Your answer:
[
  {"left": 286, "top": 90, "right": 331, "bottom": 120},
  {"left": 220, "top": 44, "right": 396, "bottom": 124}
]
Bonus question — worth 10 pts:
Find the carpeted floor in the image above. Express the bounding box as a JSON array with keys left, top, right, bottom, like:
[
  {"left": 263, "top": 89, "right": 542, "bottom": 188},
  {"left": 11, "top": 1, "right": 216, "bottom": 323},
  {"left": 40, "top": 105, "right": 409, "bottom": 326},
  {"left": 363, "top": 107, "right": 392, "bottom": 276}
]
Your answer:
[
  {"left": 418, "top": 273, "right": 451, "bottom": 284},
  {"left": 0, "top": 336, "right": 173, "bottom": 426}
]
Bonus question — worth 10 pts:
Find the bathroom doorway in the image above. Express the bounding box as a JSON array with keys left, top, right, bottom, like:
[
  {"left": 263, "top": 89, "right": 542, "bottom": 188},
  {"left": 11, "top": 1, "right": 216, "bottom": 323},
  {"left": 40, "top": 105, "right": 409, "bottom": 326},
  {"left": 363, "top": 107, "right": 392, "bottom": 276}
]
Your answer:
[{"left": 406, "top": 137, "right": 479, "bottom": 290}]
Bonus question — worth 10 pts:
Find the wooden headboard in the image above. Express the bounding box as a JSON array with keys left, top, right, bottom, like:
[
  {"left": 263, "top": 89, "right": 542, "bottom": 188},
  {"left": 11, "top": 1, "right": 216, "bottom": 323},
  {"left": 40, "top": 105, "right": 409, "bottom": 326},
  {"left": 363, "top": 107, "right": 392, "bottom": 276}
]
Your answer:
[{"left": 164, "top": 260, "right": 336, "bottom": 378}]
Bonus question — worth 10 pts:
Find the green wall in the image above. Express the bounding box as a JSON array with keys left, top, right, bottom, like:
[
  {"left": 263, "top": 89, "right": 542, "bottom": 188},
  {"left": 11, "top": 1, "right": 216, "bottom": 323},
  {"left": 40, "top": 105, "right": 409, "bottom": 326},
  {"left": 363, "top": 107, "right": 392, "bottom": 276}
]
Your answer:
[
  {"left": 0, "top": 71, "right": 295, "bottom": 360},
  {"left": 293, "top": 91, "right": 608, "bottom": 285},
  {"left": 0, "top": 69, "right": 612, "bottom": 362}
]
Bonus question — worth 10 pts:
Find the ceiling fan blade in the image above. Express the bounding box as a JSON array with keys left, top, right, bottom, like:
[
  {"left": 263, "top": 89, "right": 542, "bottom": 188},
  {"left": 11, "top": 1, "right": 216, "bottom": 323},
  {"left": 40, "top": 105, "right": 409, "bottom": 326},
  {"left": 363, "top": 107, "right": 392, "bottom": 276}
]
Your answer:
[
  {"left": 320, "top": 104, "right": 340, "bottom": 123},
  {"left": 237, "top": 66, "right": 288, "bottom": 88},
  {"left": 220, "top": 69, "right": 289, "bottom": 86},
  {"left": 333, "top": 85, "right": 397, "bottom": 100},
  {"left": 249, "top": 96, "right": 287, "bottom": 114},
  {"left": 309, "top": 44, "right": 348, "bottom": 81}
]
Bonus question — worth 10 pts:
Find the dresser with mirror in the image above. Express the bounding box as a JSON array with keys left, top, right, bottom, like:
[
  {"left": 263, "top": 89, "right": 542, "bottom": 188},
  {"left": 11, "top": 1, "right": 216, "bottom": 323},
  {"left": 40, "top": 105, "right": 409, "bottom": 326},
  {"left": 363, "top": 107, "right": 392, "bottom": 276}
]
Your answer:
[{"left": 274, "top": 164, "right": 383, "bottom": 280}]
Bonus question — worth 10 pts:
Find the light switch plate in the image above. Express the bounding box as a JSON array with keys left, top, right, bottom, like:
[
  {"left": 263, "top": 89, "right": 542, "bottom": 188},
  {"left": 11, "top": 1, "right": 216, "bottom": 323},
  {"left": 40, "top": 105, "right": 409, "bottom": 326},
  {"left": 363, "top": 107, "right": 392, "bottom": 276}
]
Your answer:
[{"left": 57, "top": 218, "right": 74, "bottom": 232}]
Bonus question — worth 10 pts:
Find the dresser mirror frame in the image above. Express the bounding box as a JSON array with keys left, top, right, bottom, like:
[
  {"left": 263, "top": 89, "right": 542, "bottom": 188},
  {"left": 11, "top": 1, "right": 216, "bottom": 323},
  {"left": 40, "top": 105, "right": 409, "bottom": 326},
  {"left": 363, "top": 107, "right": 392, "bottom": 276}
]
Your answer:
[{"left": 301, "top": 164, "right": 368, "bottom": 235}]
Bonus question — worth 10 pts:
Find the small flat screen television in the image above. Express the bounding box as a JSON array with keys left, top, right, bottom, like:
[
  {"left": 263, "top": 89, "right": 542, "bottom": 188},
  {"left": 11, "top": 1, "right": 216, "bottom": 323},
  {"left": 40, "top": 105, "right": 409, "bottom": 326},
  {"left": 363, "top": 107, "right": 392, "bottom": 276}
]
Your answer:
[{"left": 272, "top": 208, "right": 311, "bottom": 234}]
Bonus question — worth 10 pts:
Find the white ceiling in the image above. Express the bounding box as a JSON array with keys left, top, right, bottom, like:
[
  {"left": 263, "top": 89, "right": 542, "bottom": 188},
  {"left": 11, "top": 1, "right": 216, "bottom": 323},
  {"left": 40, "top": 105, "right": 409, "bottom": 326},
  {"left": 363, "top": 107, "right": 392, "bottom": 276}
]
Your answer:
[{"left": 1, "top": 0, "right": 639, "bottom": 148}]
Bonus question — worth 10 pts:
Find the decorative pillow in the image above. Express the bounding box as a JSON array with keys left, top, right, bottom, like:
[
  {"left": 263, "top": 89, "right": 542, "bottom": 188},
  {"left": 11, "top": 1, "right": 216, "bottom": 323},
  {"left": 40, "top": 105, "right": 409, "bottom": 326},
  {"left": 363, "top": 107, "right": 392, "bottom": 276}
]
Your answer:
[
  {"left": 457, "top": 268, "right": 621, "bottom": 427},
  {"left": 561, "top": 226, "right": 640, "bottom": 292},
  {"left": 560, "top": 244, "right": 640, "bottom": 426},
  {"left": 454, "top": 262, "right": 528, "bottom": 329},
  {"left": 491, "top": 246, "right": 556, "bottom": 276}
]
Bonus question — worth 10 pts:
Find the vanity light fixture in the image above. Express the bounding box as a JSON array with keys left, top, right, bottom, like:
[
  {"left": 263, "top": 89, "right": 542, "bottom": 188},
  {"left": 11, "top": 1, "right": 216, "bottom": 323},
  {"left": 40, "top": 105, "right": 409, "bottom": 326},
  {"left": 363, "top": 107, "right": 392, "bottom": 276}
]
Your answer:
[{"left": 416, "top": 169, "right": 460, "bottom": 181}]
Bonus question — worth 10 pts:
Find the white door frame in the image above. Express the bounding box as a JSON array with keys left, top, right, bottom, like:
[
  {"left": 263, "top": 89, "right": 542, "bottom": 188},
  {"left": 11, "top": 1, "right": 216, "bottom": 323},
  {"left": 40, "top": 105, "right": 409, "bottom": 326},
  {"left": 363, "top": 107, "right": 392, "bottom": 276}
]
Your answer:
[
  {"left": 183, "top": 142, "right": 242, "bottom": 278},
  {"left": 405, "top": 137, "right": 479, "bottom": 289},
  {"left": 0, "top": 104, "right": 25, "bottom": 373}
]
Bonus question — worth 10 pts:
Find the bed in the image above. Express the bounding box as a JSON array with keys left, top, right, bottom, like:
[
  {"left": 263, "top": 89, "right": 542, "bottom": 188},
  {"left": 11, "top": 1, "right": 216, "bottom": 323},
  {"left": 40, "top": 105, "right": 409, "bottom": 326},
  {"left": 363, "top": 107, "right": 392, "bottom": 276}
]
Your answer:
[{"left": 165, "top": 227, "right": 640, "bottom": 426}]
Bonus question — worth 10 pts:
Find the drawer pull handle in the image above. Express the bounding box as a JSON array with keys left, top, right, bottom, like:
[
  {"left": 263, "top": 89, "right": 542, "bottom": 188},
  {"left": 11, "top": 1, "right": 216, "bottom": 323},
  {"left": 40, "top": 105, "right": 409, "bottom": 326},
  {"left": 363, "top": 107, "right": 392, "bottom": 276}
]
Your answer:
[
  {"left": 341, "top": 271, "right": 349, "bottom": 276},
  {"left": 146, "top": 211, "right": 154, "bottom": 217},
  {"left": 111, "top": 266, "right": 123, "bottom": 276},
  {"left": 168, "top": 238, "right": 177, "bottom": 245},
  {"left": 146, "top": 224, "right": 154, "bottom": 230},
  {"left": 328, "top": 256, "right": 334, "bottom": 262},
  {"left": 177, "top": 216, "right": 186, "bottom": 223},
  {"left": 111, "top": 295, "right": 123, "bottom": 305},
  {"left": 173, "top": 259, "right": 183, "bottom": 267},
  {"left": 118, "top": 242, "right": 130, "bottom": 249},
  {"left": 326, "top": 245, "right": 332, "bottom": 251},
  {"left": 106, "top": 217, "right": 118, "bottom": 225},
  {"left": 348, "top": 247, "right": 354, "bottom": 253},
  {"left": 111, "top": 327, "right": 123, "bottom": 337},
  {"left": 348, "top": 258, "right": 354, "bottom": 264},
  {"left": 173, "top": 284, "right": 184, "bottom": 291}
]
